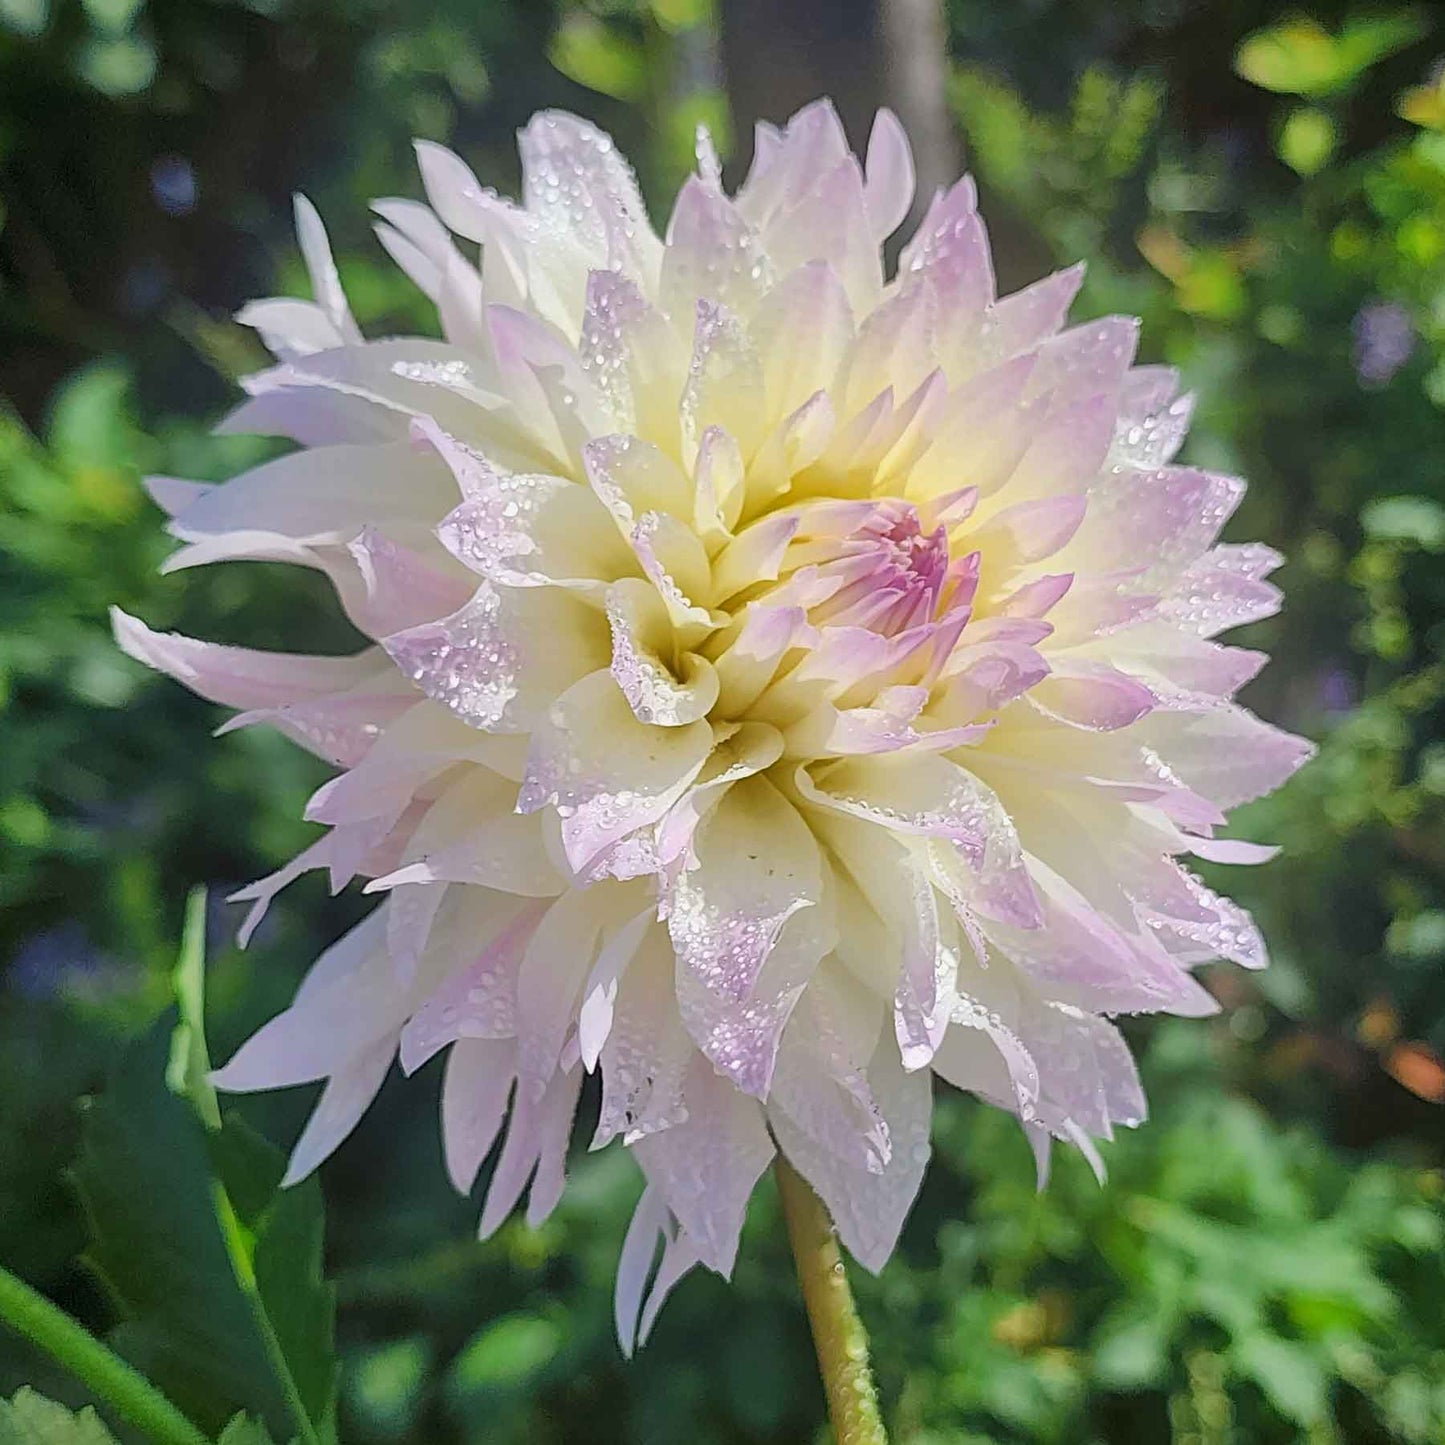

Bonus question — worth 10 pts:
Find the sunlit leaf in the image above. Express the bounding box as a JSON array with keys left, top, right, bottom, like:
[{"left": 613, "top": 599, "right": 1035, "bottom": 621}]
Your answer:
[
  {"left": 1236, "top": 19, "right": 1345, "bottom": 96},
  {"left": 1277, "top": 107, "right": 1337, "bottom": 176},
  {"left": 1233, "top": 1333, "right": 1330, "bottom": 1425},
  {"left": 1236, "top": 11, "right": 1427, "bottom": 97},
  {"left": 650, "top": 0, "right": 711, "bottom": 33},
  {"left": 79, "top": 0, "right": 142, "bottom": 34},
  {"left": 1361, "top": 496, "right": 1445, "bottom": 550},
  {"left": 547, "top": 14, "right": 646, "bottom": 102},
  {"left": 1090, "top": 1312, "right": 1170, "bottom": 1388},
  {"left": 0, "top": 0, "right": 47, "bottom": 39},
  {"left": 447, "top": 1314, "right": 564, "bottom": 1401},
  {"left": 76, "top": 36, "right": 155, "bottom": 97},
  {"left": 1336, "top": 11, "right": 1430, "bottom": 76},
  {"left": 1398, "top": 77, "right": 1445, "bottom": 130},
  {"left": 0, "top": 1389, "right": 116, "bottom": 1445},
  {"left": 165, "top": 888, "right": 219, "bottom": 1129},
  {"left": 344, "top": 1339, "right": 430, "bottom": 1438}
]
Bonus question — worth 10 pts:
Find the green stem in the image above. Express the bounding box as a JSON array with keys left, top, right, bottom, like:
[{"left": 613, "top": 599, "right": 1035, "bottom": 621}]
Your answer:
[
  {"left": 776, "top": 1156, "right": 889, "bottom": 1445},
  {"left": 0, "top": 1263, "right": 208, "bottom": 1445},
  {"left": 210, "top": 1185, "right": 321, "bottom": 1445}
]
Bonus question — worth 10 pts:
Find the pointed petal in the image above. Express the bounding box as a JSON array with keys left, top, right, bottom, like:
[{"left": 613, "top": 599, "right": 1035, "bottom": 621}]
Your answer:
[
  {"left": 282, "top": 1032, "right": 394, "bottom": 1186},
  {"left": 770, "top": 1038, "right": 931, "bottom": 1272},
  {"left": 113, "top": 608, "right": 380, "bottom": 709},
  {"left": 633, "top": 1058, "right": 774, "bottom": 1274},
  {"left": 440, "top": 1037, "right": 517, "bottom": 1194},
  {"left": 863, "top": 108, "right": 915, "bottom": 243},
  {"left": 670, "top": 775, "right": 832, "bottom": 1095}
]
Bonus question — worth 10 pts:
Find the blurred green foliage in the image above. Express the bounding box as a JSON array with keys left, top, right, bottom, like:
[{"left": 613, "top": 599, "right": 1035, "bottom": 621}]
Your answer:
[{"left": 2, "top": 0, "right": 1445, "bottom": 1441}]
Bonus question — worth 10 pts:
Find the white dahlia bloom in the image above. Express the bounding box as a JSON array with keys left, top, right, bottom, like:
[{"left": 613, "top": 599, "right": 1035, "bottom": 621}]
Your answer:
[{"left": 115, "top": 101, "right": 1312, "bottom": 1350}]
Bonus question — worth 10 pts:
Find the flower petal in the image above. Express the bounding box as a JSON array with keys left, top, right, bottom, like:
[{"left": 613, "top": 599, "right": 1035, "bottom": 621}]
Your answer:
[
  {"left": 398, "top": 894, "right": 547, "bottom": 1073},
  {"left": 385, "top": 582, "right": 609, "bottom": 735},
  {"left": 517, "top": 669, "right": 713, "bottom": 873},
  {"left": 607, "top": 578, "right": 720, "bottom": 726},
  {"left": 440, "top": 1037, "right": 517, "bottom": 1193},
  {"left": 669, "top": 775, "right": 833, "bottom": 1095},
  {"left": 769, "top": 1037, "right": 931, "bottom": 1272},
  {"left": 633, "top": 1057, "right": 774, "bottom": 1274},
  {"left": 282, "top": 1032, "right": 394, "bottom": 1186},
  {"left": 863, "top": 107, "right": 915, "bottom": 244},
  {"left": 112, "top": 608, "right": 381, "bottom": 710}
]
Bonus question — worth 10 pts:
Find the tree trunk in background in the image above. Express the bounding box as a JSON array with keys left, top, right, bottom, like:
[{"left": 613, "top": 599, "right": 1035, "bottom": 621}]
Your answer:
[
  {"left": 719, "top": 0, "right": 955, "bottom": 224},
  {"left": 719, "top": 0, "right": 882, "bottom": 167},
  {"left": 876, "top": 0, "right": 957, "bottom": 223}
]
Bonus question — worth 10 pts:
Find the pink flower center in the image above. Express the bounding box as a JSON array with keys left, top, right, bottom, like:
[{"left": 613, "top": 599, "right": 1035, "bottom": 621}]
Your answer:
[{"left": 809, "top": 500, "right": 953, "bottom": 636}]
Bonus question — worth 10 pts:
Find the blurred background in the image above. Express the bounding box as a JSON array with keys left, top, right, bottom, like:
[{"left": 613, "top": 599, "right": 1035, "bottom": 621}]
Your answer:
[{"left": 3, "top": 0, "right": 1445, "bottom": 1440}]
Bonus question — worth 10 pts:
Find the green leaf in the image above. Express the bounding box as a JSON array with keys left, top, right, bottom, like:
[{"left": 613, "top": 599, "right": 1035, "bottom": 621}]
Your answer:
[
  {"left": 1091, "top": 1313, "right": 1169, "bottom": 1388},
  {"left": 72, "top": 1025, "right": 284, "bottom": 1434},
  {"left": 1336, "top": 11, "right": 1430, "bottom": 76},
  {"left": 1277, "top": 108, "right": 1338, "bottom": 176},
  {"left": 216, "top": 1416, "right": 280, "bottom": 1445},
  {"left": 0, "top": 1389, "right": 117, "bottom": 1445},
  {"left": 71, "top": 1023, "right": 337, "bottom": 1444},
  {"left": 447, "top": 1314, "right": 564, "bottom": 1400},
  {"left": 0, "top": 0, "right": 49, "bottom": 40},
  {"left": 1236, "top": 11, "right": 1427, "bottom": 97},
  {"left": 80, "top": 0, "right": 142, "bottom": 33},
  {"left": 1236, "top": 19, "right": 1345, "bottom": 96},
  {"left": 75, "top": 35, "right": 156, "bottom": 97},
  {"left": 345, "top": 1339, "right": 430, "bottom": 1438},
  {"left": 173, "top": 908, "right": 335, "bottom": 1441},
  {"left": 1361, "top": 496, "right": 1445, "bottom": 550},
  {"left": 547, "top": 14, "right": 646, "bottom": 102},
  {"left": 1233, "top": 1333, "right": 1330, "bottom": 1426}
]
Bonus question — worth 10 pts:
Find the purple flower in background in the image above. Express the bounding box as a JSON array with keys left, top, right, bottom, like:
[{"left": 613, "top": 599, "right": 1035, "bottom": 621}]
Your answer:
[
  {"left": 1318, "top": 667, "right": 1356, "bottom": 718},
  {"left": 9, "top": 924, "right": 124, "bottom": 1004},
  {"left": 150, "top": 155, "right": 198, "bottom": 217},
  {"left": 1353, "top": 301, "right": 1414, "bottom": 388}
]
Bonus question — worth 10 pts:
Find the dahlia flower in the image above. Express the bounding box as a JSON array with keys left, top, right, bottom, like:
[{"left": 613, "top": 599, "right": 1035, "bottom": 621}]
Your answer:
[{"left": 115, "top": 101, "right": 1311, "bottom": 1351}]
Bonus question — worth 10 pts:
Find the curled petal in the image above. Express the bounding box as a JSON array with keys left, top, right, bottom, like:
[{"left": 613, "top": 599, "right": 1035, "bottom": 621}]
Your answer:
[
  {"left": 370, "top": 769, "right": 561, "bottom": 898},
  {"left": 1134, "top": 704, "right": 1315, "bottom": 809},
  {"left": 164, "top": 440, "right": 457, "bottom": 550},
  {"left": 385, "top": 583, "right": 609, "bottom": 734},
  {"left": 661, "top": 176, "right": 772, "bottom": 324},
  {"left": 519, "top": 111, "right": 661, "bottom": 284},
  {"left": 346, "top": 527, "right": 474, "bottom": 636},
  {"left": 399, "top": 894, "right": 548, "bottom": 1073},
  {"left": 477, "top": 1064, "right": 583, "bottom": 1237},
  {"left": 282, "top": 1033, "right": 394, "bottom": 1186},
  {"left": 1029, "top": 659, "right": 1155, "bottom": 732},
  {"left": 517, "top": 669, "right": 714, "bottom": 874},
  {"left": 751, "top": 262, "right": 855, "bottom": 423},
  {"left": 596, "top": 928, "right": 696, "bottom": 1147},
  {"left": 607, "top": 578, "right": 720, "bottom": 726},
  {"left": 113, "top": 608, "right": 381, "bottom": 710}
]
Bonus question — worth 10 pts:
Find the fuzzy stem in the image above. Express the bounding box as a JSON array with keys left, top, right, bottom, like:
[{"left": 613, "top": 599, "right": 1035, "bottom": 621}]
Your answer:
[
  {"left": 0, "top": 1263, "right": 208, "bottom": 1445},
  {"left": 775, "top": 1156, "right": 889, "bottom": 1445}
]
